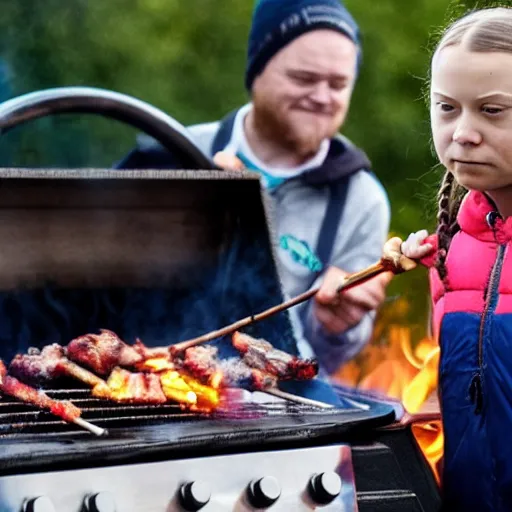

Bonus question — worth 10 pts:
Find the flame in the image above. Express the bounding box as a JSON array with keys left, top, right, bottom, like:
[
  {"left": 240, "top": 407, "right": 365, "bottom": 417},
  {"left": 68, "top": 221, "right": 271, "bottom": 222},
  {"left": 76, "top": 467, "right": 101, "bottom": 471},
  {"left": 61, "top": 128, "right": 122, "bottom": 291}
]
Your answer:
[
  {"left": 136, "top": 357, "right": 175, "bottom": 372},
  {"left": 93, "top": 367, "right": 167, "bottom": 404},
  {"left": 155, "top": 368, "right": 223, "bottom": 411},
  {"left": 160, "top": 370, "right": 198, "bottom": 407},
  {"left": 210, "top": 370, "right": 224, "bottom": 390},
  {"left": 92, "top": 350, "right": 225, "bottom": 412},
  {"left": 334, "top": 305, "right": 444, "bottom": 485},
  {"left": 181, "top": 373, "right": 221, "bottom": 411}
]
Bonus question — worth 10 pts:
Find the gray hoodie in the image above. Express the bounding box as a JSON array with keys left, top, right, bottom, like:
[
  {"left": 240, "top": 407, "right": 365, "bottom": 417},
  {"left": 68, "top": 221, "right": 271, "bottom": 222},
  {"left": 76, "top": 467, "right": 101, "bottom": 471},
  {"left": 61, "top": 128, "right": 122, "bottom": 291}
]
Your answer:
[{"left": 118, "top": 110, "right": 390, "bottom": 374}]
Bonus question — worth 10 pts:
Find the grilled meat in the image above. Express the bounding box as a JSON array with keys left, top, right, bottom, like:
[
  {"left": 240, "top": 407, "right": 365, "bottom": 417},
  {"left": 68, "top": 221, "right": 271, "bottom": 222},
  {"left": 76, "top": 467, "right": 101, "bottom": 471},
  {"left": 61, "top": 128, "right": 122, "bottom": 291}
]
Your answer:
[
  {"left": 180, "top": 345, "right": 278, "bottom": 391},
  {"left": 0, "top": 359, "right": 81, "bottom": 423},
  {"left": 8, "top": 344, "right": 64, "bottom": 386},
  {"left": 2, "top": 328, "right": 316, "bottom": 413},
  {"left": 66, "top": 329, "right": 143, "bottom": 376},
  {"left": 180, "top": 346, "right": 219, "bottom": 383},
  {"left": 232, "top": 331, "right": 318, "bottom": 380},
  {"left": 8, "top": 343, "right": 110, "bottom": 394}
]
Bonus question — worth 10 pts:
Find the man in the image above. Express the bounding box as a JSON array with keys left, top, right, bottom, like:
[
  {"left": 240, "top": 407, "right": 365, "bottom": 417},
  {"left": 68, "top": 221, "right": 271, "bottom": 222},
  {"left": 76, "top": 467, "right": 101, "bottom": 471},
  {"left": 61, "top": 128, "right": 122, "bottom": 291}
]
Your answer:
[{"left": 119, "top": 0, "right": 391, "bottom": 376}]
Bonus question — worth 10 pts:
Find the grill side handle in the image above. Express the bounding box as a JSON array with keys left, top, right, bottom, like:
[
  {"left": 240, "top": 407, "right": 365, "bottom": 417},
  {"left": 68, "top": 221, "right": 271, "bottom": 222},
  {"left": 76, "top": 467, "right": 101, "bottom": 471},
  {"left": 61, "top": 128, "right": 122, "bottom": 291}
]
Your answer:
[{"left": 0, "top": 86, "right": 219, "bottom": 170}]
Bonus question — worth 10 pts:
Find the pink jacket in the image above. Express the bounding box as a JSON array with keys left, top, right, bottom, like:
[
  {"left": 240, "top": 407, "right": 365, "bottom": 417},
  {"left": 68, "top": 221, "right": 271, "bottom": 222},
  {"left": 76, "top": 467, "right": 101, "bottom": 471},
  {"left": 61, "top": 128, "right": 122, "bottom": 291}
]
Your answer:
[
  {"left": 423, "top": 191, "right": 512, "bottom": 338},
  {"left": 422, "top": 190, "right": 512, "bottom": 511}
]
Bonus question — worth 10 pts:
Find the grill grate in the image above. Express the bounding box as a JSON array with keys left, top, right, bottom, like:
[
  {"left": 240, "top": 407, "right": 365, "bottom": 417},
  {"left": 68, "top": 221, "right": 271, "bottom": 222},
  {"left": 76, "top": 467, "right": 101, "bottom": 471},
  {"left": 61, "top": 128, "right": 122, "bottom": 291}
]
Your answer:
[
  {"left": 0, "top": 386, "right": 397, "bottom": 475},
  {"left": 0, "top": 388, "right": 359, "bottom": 438}
]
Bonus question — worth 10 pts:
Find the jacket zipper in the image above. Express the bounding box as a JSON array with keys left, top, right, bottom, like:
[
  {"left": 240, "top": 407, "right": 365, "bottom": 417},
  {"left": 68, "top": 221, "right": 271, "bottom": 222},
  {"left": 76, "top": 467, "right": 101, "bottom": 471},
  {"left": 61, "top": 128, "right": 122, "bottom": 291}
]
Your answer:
[{"left": 470, "top": 243, "right": 506, "bottom": 414}]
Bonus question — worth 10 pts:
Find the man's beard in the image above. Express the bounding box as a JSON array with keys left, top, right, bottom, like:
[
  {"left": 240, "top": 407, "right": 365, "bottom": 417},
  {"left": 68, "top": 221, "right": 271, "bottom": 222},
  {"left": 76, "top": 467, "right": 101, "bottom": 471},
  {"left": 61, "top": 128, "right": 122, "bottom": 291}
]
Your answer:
[{"left": 252, "top": 97, "right": 333, "bottom": 160}]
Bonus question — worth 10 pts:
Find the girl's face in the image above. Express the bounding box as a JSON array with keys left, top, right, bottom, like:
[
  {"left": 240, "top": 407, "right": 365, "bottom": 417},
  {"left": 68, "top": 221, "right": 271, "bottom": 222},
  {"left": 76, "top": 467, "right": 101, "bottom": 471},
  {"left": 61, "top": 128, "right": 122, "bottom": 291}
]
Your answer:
[{"left": 430, "top": 44, "right": 512, "bottom": 193}]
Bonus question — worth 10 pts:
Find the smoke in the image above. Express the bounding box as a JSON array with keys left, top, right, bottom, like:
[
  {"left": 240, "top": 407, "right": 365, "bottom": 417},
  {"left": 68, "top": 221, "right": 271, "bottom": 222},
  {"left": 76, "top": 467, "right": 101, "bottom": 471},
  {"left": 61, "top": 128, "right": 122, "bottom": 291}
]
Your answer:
[{"left": 0, "top": 226, "right": 299, "bottom": 363}]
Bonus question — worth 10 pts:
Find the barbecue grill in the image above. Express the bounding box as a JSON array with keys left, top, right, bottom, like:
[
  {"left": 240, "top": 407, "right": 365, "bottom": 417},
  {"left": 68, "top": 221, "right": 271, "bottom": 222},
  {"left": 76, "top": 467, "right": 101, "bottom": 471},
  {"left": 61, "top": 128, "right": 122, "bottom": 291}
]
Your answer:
[{"left": 0, "top": 88, "right": 441, "bottom": 512}]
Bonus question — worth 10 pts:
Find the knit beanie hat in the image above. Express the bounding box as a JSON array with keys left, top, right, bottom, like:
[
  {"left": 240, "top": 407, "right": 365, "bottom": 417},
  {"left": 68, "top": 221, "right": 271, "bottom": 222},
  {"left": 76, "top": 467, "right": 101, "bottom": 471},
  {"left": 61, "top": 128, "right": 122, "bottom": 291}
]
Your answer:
[{"left": 245, "top": 0, "right": 361, "bottom": 91}]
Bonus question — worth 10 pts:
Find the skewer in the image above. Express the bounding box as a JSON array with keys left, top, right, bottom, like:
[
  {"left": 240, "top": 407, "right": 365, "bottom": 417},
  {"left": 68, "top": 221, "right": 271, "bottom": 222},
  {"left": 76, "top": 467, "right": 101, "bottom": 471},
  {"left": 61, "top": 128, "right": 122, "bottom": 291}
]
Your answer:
[
  {"left": 170, "top": 237, "right": 417, "bottom": 354},
  {"left": 0, "top": 359, "right": 107, "bottom": 436},
  {"left": 72, "top": 417, "right": 107, "bottom": 436},
  {"left": 264, "top": 387, "right": 334, "bottom": 409}
]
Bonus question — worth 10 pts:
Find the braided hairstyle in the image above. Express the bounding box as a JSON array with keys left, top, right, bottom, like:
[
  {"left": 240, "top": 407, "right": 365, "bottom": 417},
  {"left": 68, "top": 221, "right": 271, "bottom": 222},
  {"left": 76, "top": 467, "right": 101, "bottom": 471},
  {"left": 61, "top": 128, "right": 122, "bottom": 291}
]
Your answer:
[
  {"left": 431, "top": 7, "right": 512, "bottom": 282},
  {"left": 435, "top": 171, "right": 465, "bottom": 282}
]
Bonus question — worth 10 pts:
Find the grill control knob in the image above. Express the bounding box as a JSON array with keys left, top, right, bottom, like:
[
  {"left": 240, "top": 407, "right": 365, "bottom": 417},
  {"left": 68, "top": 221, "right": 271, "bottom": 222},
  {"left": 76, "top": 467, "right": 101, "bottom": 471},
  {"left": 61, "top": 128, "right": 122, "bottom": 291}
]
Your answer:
[
  {"left": 178, "top": 481, "right": 211, "bottom": 511},
  {"left": 247, "top": 476, "right": 281, "bottom": 509},
  {"left": 308, "top": 472, "right": 342, "bottom": 505},
  {"left": 23, "top": 497, "right": 56, "bottom": 512},
  {"left": 84, "top": 492, "right": 117, "bottom": 512}
]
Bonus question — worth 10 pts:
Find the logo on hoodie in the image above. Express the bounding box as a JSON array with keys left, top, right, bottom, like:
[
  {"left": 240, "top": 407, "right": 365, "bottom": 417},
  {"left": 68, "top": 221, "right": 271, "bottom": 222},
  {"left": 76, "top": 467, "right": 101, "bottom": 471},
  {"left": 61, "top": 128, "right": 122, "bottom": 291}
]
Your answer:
[{"left": 279, "top": 235, "right": 323, "bottom": 272}]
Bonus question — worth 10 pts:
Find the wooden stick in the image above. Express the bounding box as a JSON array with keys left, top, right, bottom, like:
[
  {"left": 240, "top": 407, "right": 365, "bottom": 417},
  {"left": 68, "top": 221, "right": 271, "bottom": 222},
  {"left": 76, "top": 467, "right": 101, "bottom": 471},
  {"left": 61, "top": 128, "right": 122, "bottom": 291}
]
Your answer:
[
  {"left": 60, "top": 359, "right": 109, "bottom": 389},
  {"left": 264, "top": 388, "right": 334, "bottom": 409},
  {"left": 73, "top": 417, "right": 108, "bottom": 436},
  {"left": 169, "top": 287, "right": 320, "bottom": 355},
  {"left": 171, "top": 262, "right": 391, "bottom": 355},
  {"left": 335, "top": 261, "right": 387, "bottom": 294},
  {"left": 167, "top": 237, "right": 417, "bottom": 355}
]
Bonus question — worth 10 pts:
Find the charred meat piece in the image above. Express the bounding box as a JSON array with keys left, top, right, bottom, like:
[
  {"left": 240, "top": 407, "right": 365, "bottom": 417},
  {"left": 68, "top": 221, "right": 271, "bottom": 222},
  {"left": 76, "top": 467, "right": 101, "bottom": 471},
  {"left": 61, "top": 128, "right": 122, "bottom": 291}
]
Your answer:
[
  {"left": 0, "top": 359, "right": 81, "bottom": 423},
  {"left": 9, "top": 344, "right": 64, "bottom": 386},
  {"left": 92, "top": 367, "right": 167, "bottom": 404},
  {"left": 8, "top": 343, "right": 109, "bottom": 394},
  {"left": 232, "top": 331, "right": 318, "bottom": 381},
  {"left": 180, "top": 346, "right": 219, "bottom": 383},
  {"left": 218, "top": 356, "right": 278, "bottom": 391},
  {"left": 247, "top": 366, "right": 279, "bottom": 391},
  {"left": 181, "top": 345, "right": 278, "bottom": 391},
  {"left": 66, "top": 329, "right": 143, "bottom": 376}
]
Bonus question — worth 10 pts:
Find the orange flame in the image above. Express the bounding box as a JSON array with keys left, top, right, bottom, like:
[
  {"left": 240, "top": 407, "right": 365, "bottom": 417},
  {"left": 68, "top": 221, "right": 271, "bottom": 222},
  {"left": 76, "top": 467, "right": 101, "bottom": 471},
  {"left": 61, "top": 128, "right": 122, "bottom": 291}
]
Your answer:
[
  {"left": 160, "top": 370, "right": 198, "bottom": 407},
  {"left": 180, "top": 372, "right": 221, "bottom": 411},
  {"left": 136, "top": 357, "right": 175, "bottom": 372},
  {"left": 334, "top": 305, "right": 444, "bottom": 485},
  {"left": 93, "top": 366, "right": 168, "bottom": 404},
  {"left": 141, "top": 357, "right": 223, "bottom": 412},
  {"left": 92, "top": 361, "right": 222, "bottom": 412}
]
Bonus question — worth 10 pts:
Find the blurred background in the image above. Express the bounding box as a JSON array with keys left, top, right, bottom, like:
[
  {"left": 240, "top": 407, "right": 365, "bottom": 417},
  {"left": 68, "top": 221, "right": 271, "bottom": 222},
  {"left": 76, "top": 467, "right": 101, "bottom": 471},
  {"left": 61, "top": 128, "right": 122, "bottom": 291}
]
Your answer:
[{"left": 0, "top": 0, "right": 498, "bottom": 373}]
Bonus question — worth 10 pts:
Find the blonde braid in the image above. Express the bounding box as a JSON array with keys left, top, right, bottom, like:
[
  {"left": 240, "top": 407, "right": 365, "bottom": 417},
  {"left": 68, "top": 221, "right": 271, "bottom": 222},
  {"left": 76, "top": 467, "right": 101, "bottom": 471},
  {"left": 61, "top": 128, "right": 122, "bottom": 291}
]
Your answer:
[{"left": 436, "top": 171, "right": 454, "bottom": 281}]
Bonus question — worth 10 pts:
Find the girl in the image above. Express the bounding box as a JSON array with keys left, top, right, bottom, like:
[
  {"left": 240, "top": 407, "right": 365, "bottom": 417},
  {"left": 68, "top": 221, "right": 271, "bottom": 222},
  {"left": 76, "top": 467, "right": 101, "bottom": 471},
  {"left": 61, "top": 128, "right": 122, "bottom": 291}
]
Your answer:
[{"left": 401, "top": 7, "right": 512, "bottom": 511}]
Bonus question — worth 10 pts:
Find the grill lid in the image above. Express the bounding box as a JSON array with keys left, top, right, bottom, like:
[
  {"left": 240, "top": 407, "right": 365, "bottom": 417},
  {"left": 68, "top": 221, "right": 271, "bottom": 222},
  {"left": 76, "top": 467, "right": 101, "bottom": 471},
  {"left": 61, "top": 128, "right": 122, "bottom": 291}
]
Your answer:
[{"left": 0, "top": 169, "right": 300, "bottom": 362}]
